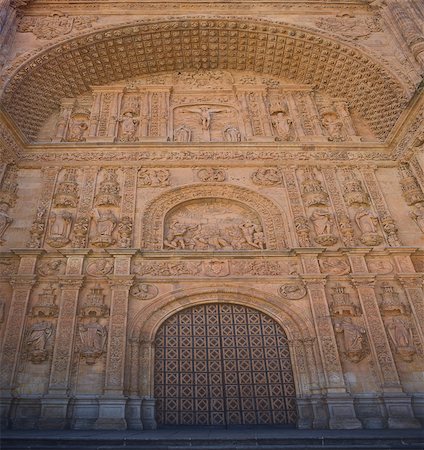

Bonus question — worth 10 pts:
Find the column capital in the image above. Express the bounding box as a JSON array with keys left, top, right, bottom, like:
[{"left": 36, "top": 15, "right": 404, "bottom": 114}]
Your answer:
[
  {"left": 397, "top": 275, "right": 424, "bottom": 289},
  {"left": 11, "top": 248, "right": 46, "bottom": 257},
  {"left": 58, "top": 275, "right": 85, "bottom": 288},
  {"left": 106, "top": 249, "right": 138, "bottom": 257},
  {"left": 59, "top": 249, "right": 92, "bottom": 257},
  {"left": 350, "top": 275, "right": 376, "bottom": 288},
  {"left": 9, "top": 275, "right": 37, "bottom": 288},
  {"left": 108, "top": 275, "right": 135, "bottom": 289}
]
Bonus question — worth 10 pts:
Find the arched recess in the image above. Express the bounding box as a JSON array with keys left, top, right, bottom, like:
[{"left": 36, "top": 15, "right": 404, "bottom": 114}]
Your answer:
[
  {"left": 141, "top": 183, "right": 291, "bottom": 250},
  {"left": 1, "top": 16, "right": 407, "bottom": 142},
  {"left": 127, "top": 285, "right": 316, "bottom": 402}
]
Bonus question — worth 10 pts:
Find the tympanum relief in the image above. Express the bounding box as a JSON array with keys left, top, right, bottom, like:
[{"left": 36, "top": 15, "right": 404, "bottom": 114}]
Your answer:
[
  {"left": 42, "top": 71, "right": 370, "bottom": 144},
  {"left": 163, "top": 199, "right": 266, "bottom": 251}
]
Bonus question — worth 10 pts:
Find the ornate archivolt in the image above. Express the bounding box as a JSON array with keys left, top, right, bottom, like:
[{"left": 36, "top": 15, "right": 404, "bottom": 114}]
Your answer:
[
  {"left": 1, "top": 17, "right": 407, "bottom": 142},
  {"left": 141, "top": 183, "right": 291, "bottom": 250}
]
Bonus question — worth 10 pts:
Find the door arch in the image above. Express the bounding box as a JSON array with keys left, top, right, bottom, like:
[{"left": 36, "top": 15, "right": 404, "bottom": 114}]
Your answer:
[{"left": 153, "top": 303, "right": 297, "bottom": 426}]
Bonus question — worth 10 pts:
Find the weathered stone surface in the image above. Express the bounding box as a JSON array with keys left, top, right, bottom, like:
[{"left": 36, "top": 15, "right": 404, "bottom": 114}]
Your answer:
[{"left": 0, "top": 0, "right": 423, "bottom": 431}]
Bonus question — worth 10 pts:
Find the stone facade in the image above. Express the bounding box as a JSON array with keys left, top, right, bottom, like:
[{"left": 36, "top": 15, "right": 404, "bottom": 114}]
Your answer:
[{"left": 0, "top": 0, "right": 423, "bottom": 431}]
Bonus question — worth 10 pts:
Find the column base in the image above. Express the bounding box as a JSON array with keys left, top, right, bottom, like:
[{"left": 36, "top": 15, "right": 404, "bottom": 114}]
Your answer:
[
  {"left": 141, "top": 397, "right": 157, "bottom": 430},
  {"left": 384, "top": 394, "right": 421, "bottom": 429},
  {"left": 0, "top": 392, "right": 13, "bottom": 430},
  {"left": 38, "top": 396, "right": 70, "bottom": 430},
  {"left": 354, "top": 395, "right": 386, "bottom": 429},
  {"left": 70, "top": 396, "right": 99, "bottom": 430},
  {"left": 412, "top": 393, "right": 424, "bottom": 427},
  {"left": 94, "top": 397, "right": 127, "bottom": 430},
  {"left": 296, "top": 398, "right": 313, "bottom": 429},
  {"left": 311, "top": 395, "right": 329, "bottom": 429},
  {"left": 327, "top": 394, "right": 362, "bottom": 430},
  {"left": 9, "top": 397, "right": 41, "bottom": 430},
  {"left": 126, "top": 397, "right": 143, "bottom": 430}
]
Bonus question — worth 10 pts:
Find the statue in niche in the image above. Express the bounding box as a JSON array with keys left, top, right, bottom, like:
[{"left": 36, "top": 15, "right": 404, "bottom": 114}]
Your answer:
[
  {"left": 355, "top": 207, "right": 383, "bottom": 246},
  {"left": 174, "top": 125, "right": 192, "bottom": 142},
  {"left": 67, "top": 111, "right": 89, "bottom": 142},
  {"left": 387, "top": 317, "right": 416, "bottom": 362},
  {"left": 79, "top": 317, "right": 107, "bottom": 364},
  {"left": 310, "top": 209, "right": 338, "bottom": 246},
  {"left": 271, "top": 111, "right": 296, "bottom": 141},
  {"left": 117, "top": 110, "right": 139, "bottom": 142},
  {"left": 26, "top": 321, "right": 53, "bottom": 363},
  {"left": 321, "top": 111, "right": 346, "bottom": 142},
  {"left": 46, "top": 210, "right": 73, "bottom": 247},
  {"left": 91, "top": 209, "right": 117, "bottom": 247},
  {"left": 183, "top": 106, "right": 224, "bottom": 131},
  {"left": 251, "top": 168, "right": 283, "bottom": 186},
  {"left": 223, "top": 125, "right": 241, "bottom": 142},
  {"left": 410, "top": 203, "right": 424, "bottom": 233},
  {"left": 0, "top": 203, "right": 12, "bottom": 244},
  {"left": 334, "top": 319, "right": 368, "bottom": 363}
]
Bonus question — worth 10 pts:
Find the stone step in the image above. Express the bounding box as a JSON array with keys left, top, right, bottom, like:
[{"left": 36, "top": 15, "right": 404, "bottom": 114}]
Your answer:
[{"left": 2, "top": 434, "right": 424, "bottom": 450}]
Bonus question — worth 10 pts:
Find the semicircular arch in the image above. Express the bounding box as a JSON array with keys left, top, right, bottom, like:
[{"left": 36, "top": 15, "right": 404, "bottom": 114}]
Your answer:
[{"left": 1, "top": 16, "right": 407, "bottom": 142}]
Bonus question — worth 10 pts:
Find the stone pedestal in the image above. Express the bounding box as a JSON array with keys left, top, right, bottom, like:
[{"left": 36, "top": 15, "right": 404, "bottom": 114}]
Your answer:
[
  {"left": 141, "top": 398, "right": 157, "bottom": 430},
  {"left": 296, "top": 398, "right": 313, "bottom": 429},
  {"left": 354, "top": 395, "right": 386, "bottom": 429},
  {"left": 94, "top": 397, "right": 127, "bottom": 430},
  {"left": 327, "top": 394, "right": 362, "bottom": 429},
  {"left": 71, "top": 396, "right": 99, "bottom": 430},
  {"left": 38, "top": 395, "right": 70, "bottom": 429},
  {"left": 126, "top": 397, "right": 143, "bottom": 430},
  {"left": 10, "top": 397, "right": 41, "bottom": 430},
  {"left": 0, "top": 393, "right": 13, "bottom": 429},
  {"left": 310, "top": 395, "right": 329, "bottom": 429},
  {"left": 384, "top": 394, "right": 421, "bottom": 429}
]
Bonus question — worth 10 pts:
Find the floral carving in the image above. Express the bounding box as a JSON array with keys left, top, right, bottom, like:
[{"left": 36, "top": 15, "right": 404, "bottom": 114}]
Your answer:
[{"left": 196, "top": 168, "right": 226, "bottom": 183}]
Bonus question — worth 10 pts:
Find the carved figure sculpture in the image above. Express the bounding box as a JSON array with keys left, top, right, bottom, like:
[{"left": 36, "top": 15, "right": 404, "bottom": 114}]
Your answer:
[
  {"left": 251, "top": 168, "right": 283, "bottom": 186},
  {"left": 321, "top": 112, "right": 346, "bottom": 142},
  {"left": 183, "top": 106, "right": 224, "bottom": 131},
  {"left": 86, "top": 258, "right": 114, "bottom": 277},
  {"left": 355, "top": 207, "right": 383, "bottom": 246},
  {"left": 67, "top": 115, "right": 88, "bottom": 142},
  {"left": 117, "top": 216, "right": 133, "bottom": 248},
  {"left": 387, "top": 317, "right": 415, "bottom": 362},
  {"left": 0, "top": 203, "right": 12, "bottom": 243},
  {"left": 410, "top": 203, "right": 424, "bottom": 233},
  {"left": 27, "top": 207, "right": 47, "bottom": 249},
  {"left": 118, "top": 111, "right": 139, "bottom": 142},
  {"left": 310, "top": 209, "right": 337, "bottom": 246},
  {"left": 164, "top": 221, "right": 198, "bottom": 250},
  {"left": 334, "top": 319, "right": 367, "bottom": 363},
  {"left": 223, "top": 126, "right": 241, "bottom": 142},
  {"left": 239, "top": 221, "right": 265, "bottom": 249},
  {"left": 197, "top": 168, "right": 226, "bottom": 182},
  {"left": 174, "top": 125, "right": 192, "bottom": 142},
  {"left": 72, "top": 216, "right": 89, "bottom": 248},
  {"left": 138, "top": 169, "right": 170, "bottom": 187},
  {"left": 338, "top": 214, "right": 355, "bottom": 247},
  {"left": 279, "top": 283, "right": 307, "bottom": 300},
  {"left": 130, "top": 282, "right": 159, "bottom": 300},
  {"left": 381, "top": 216, "right": 402, "bottom": 247},
  {"left": 47, "top": 211, "right": 73, "bottom": 247},
  {"left": 271, "top": 111, "right": 296, "bottom": 141},
  {"left": 92, "top": 209, "right": 117, "bottom": 247},
  {"left": 79, "top": 318, "right": 107, "bottom": 364},
  {"left": 26, "top": 321, "right": 53, "bottom": 363}
]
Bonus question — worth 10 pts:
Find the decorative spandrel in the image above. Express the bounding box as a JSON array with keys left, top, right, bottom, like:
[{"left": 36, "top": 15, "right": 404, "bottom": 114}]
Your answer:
[
  {"left": 154, "top": 303, "right": 297, "bottom": 426},
  {"left": 163, "top": 199, "right": 266, "bottom": 251}
]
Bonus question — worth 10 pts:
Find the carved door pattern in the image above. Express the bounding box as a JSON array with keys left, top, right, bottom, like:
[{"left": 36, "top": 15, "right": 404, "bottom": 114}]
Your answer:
[{"left": 154, "top": 303, "right": 297, "bottom": 426}]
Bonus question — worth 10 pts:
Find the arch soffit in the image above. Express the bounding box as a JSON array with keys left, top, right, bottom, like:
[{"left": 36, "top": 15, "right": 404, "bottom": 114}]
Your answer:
[
  {"left": 142, "top": 182, "right": 291, "bottom": 250},
  {"left": 1, "top": 16, "right": 407, "bottom": 142},
  {"left": 129, "top": 285, "right": 315, "bottom": 343}
]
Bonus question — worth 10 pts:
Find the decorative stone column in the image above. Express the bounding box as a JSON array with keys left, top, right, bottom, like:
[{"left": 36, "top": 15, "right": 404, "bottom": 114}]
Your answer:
[
  {"left": 0, "top": 249, "right": 42, "bottom": 429},
  {"left": 38, "top": 249, "right": 89, "bottom": 429},
  {"left": 350, "top": 250, "right": 420, "bottom": 429},
  {"left": 139, "top": 337, "right": 157, "bottom": 430},
  {"left": 95, "top": 249, "right": 135, "bottom": 430},
  {"left": 301, "top": 251, "right": 361, "bottom": 429},
  {"left": 126, "top": 337, "right": 143, "bottom": 430}
]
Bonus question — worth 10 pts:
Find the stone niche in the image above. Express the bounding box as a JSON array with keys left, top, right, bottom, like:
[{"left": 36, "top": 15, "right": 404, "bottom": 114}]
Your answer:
[
  {"left": 163, "top": 199, "right": 266, "bottom": 251},
  {"left": 38, "top": 70, "right": 374, "bottom": 144}
]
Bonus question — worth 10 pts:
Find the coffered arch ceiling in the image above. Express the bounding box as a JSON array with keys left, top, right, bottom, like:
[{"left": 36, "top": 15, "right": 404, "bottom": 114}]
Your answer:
[{"left": 1, "top": 17, "right": 408, "bottom": 142}]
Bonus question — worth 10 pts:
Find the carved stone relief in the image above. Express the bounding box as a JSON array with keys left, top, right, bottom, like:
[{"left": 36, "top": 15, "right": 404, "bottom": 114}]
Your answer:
[
  {"left": 129, "top": 282, "right": 158, "bottom": 301},
  {"left": 78, "top": 317, "right": 107, "bottom": 365},
  {"left": 279, "top": 282, "right": 307, "bottom": 300},
  {"left": 251, "top": 168, "right": 284, "bottom": 186},
  {"left": 334, "top": 319, "right": 369, "bottom": 363},
  {"left": 163, "top": 199, "right": 266, "bottom": 251},
  {"left": 138, "top": 169, "right": 170, "bottom": 187},
  {"left": 386, "top": 317, "right": 416, "bottom": 362},
  {"left": 25, "top": 321, "right": 53, "bottom": 364}
]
